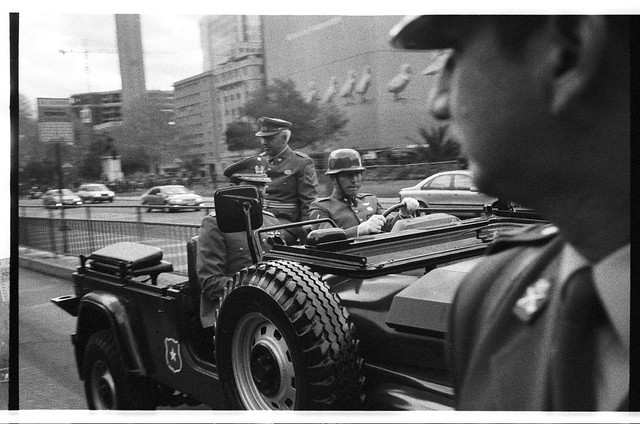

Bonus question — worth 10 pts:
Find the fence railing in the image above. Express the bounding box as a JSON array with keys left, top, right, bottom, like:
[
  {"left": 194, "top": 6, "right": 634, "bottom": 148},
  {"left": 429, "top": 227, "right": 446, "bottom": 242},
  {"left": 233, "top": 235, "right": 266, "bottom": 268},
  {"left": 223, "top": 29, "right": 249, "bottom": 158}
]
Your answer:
[{"left": 19, "top": 206, "right": 202, "bottom": 275}]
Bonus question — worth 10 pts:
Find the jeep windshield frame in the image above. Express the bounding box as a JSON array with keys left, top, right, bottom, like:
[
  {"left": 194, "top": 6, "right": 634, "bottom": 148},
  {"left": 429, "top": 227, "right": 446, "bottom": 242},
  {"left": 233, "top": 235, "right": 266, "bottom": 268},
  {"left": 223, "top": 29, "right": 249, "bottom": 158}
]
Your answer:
[{"left": 264, "top": 215, "right": 544, "bottom": 278}]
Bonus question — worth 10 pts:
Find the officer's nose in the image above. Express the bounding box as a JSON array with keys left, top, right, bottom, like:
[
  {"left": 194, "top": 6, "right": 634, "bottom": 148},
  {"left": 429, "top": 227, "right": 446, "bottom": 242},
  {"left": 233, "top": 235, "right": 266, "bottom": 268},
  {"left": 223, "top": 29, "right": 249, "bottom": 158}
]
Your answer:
[{"left": 429, "top": 82, "right": 451, "bottom": 121}]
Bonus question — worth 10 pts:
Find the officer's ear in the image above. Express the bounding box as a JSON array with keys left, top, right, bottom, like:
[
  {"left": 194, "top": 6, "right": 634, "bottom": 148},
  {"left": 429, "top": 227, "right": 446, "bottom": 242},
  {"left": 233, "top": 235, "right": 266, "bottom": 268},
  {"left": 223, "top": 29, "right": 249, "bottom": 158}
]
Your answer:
[{"left": 547, "top": 16, "right": 608, "bottom": 114}]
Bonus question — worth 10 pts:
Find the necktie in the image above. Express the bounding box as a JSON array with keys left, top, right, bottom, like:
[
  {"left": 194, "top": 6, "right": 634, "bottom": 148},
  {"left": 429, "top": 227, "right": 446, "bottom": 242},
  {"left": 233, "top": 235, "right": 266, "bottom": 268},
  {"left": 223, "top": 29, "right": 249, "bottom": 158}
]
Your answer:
[{"left": 550, "top": 266, "right": 605, "bottom": 410}]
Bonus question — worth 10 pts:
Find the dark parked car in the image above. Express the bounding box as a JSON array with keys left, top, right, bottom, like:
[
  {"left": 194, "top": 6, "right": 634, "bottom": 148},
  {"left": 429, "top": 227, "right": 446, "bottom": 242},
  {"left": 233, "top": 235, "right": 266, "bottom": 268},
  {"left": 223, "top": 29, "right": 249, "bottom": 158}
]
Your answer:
[
  {"left": 42, "top": 189, "right": 83, "bottom": 208},
  {"left": 76, "top": 183, "right": 115, "bottom": 203},
  {"left": 140, "top": 185, "right": 204, "bottom": 212},
  {"left": 399, "top": 170, "right": 500, "bottom": 218}
]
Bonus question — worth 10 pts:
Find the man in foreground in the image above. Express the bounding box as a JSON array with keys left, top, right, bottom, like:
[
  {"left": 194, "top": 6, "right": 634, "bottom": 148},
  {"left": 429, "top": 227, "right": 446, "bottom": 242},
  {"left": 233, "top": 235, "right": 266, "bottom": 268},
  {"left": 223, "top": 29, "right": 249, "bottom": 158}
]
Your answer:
[{"left": 390, "top": 15, "right": 629, "bottom": 410}]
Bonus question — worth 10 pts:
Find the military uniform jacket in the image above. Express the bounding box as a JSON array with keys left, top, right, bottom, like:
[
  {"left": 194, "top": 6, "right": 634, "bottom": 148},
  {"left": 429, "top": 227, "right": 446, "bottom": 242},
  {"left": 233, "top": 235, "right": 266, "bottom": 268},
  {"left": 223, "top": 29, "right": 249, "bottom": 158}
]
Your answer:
[
  {"left": 197, "top": 211, "right": 281, "bottom": 328},
  {"left": 447, "top": 223, "right": 629, "bottom": 410},
  {"left": 261, "top": 146, "right": 318, "bottom": 222},
  {"left": 309, "top": 192, "right": 400, "bottom": 238}
]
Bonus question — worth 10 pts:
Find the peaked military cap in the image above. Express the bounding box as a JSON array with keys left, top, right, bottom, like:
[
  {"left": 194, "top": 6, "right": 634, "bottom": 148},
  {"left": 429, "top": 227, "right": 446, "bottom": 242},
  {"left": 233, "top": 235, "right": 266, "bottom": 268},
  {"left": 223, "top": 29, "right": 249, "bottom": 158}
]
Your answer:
[
  {"left": 389, "top": 15, "right": 473, "bottom": 50},
  {"left": 255, "top": 117, "right": 292, "bottom": 137},
  {"left": 223, "top": 156, "right": 271, "bottom": 183}
]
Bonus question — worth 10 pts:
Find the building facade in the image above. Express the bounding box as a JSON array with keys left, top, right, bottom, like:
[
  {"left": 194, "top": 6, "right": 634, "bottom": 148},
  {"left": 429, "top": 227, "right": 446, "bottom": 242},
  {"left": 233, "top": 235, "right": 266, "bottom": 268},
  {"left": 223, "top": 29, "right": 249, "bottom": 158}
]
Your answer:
[
  {"left": 261, "top": 15, "right": 445, "bottom": 152},
  {"left": 68, "top": 89, "right": 174, "bottom": 174},
  {"left": 174, "top": 54, "right": 264, "bottom": 180},
  {"left": 200, "top": 15, "right": 262, "bottom": 70},
  {"left": 171, "top": 15, "right": 265, "bottom": 180}
]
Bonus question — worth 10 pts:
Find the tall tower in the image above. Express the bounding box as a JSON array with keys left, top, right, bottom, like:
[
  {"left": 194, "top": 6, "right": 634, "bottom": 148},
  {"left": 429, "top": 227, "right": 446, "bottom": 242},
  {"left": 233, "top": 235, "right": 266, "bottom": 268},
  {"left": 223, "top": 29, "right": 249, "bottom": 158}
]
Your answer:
[{"left": 115, "top": 14, "right": 147, "bottom": 112}]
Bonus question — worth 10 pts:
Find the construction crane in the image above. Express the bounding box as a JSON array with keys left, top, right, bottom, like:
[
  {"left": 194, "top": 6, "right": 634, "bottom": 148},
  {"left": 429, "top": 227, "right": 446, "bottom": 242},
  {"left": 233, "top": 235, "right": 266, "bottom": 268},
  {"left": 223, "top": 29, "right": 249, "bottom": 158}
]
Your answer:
[
  {"left": 59, "top": 39, "right": 117, "bottom": 92},
  {"left": 59, "top": 39, "right": 170, "bottom": 92}
]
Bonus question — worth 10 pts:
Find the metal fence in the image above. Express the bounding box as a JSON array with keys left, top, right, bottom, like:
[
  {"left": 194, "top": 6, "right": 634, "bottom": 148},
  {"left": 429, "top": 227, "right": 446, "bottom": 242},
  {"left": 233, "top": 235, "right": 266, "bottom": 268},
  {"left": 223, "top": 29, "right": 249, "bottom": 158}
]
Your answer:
[{"left": 19, "top": 207, "right": 201, "bottom": 275}]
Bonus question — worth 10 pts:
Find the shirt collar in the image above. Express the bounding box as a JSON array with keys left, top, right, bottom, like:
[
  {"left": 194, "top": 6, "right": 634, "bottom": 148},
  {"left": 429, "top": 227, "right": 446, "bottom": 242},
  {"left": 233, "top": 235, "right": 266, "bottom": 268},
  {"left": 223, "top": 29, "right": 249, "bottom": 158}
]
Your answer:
[
  {"left": 559, "top": 243, "right": 630, "bottom": 350},
  {"left": 270, "top": 145, "right": 291, "bottom": 161}
]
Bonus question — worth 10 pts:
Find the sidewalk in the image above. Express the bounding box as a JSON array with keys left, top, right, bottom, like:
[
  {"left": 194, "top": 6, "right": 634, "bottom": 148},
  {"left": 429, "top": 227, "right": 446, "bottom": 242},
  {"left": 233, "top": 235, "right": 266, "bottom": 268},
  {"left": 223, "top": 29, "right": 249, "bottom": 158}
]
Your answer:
[{"left": 18, "top": 247, "right": 80, "bottom": 281}]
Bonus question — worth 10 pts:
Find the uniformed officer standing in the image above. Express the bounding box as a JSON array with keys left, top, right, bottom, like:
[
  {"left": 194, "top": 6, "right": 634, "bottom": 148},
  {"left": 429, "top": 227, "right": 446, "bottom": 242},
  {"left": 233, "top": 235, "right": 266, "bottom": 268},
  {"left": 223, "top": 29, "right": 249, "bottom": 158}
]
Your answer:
[
  {"left": 255, "top": 117, "right": 318, "bottom": 243},
  {"left": 390, "top": 16, "right": 629, "bottom": 410},
  {"left": 309, "top": 148, "right": 419, "bottom": 238},
  {"left": 197, "top": 156, "right": 281, "bottom": 329}
]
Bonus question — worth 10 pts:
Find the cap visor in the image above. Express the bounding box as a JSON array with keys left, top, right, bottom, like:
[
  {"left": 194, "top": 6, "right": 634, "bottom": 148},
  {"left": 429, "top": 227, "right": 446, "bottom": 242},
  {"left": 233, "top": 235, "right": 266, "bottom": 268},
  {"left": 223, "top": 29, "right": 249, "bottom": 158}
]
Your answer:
[{"left": 390, "top": 15, "right": 468, "bottom": 50}]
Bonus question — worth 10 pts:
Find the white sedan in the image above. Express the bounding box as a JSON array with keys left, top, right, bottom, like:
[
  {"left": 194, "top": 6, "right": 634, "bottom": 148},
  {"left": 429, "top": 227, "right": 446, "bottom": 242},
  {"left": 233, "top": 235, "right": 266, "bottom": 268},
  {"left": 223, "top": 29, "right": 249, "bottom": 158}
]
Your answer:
[{"left": 399, "top": 170, "right": 499, "bottom": 218}]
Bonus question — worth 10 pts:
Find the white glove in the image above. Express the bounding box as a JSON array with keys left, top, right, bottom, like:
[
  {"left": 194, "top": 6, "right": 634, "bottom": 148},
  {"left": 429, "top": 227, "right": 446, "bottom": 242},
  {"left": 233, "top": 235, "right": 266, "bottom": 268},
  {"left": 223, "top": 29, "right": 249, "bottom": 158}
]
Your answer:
[
  {"left": 400, "top": 197, "right": 419, "bottom": 217},
  {"left": 357, "top": 214, "right": 386, "bottom": 236}
]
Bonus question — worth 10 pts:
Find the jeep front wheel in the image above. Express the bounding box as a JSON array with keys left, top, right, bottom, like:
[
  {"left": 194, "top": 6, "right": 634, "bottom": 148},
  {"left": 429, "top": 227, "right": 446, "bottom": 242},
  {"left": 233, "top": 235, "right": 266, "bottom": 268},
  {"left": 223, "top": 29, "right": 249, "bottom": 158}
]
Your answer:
[
  {"left": 215, "top": 260, "right": 364, "bottom": 410},
  {"left": 83, "top": 329, "right": 155, "bottom": 410}
]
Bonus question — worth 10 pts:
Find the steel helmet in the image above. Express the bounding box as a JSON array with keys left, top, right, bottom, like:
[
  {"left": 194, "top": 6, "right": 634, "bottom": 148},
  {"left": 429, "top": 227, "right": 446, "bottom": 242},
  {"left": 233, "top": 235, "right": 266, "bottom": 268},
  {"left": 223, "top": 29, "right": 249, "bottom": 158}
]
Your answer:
[{"left": 325, "top": 148, "right": 366, "bottom": 175}]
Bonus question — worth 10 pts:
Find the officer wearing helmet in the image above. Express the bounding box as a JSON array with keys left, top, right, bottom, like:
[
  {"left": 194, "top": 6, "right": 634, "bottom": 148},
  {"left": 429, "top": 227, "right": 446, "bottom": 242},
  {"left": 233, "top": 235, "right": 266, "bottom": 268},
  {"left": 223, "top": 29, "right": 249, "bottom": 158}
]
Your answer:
[
  {"left": 197, "top": 156, "right": 281, "bottom": 329},
  {"left": 309, "top": 148, "right": 419, "bottom": 237},
  {"left": 255, "top": 117, "right": 318, "bottom": 244}
]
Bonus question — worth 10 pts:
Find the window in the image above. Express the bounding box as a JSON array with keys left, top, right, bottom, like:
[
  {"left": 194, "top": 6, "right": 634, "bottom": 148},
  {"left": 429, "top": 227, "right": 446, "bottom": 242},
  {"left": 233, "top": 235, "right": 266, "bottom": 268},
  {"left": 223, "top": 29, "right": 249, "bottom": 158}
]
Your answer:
[
  {"left": 454, "top": 174, "right": 474, "bottom": 191},
  {"left": 426, "top": 175, "right": 452, "bottom": 190}
]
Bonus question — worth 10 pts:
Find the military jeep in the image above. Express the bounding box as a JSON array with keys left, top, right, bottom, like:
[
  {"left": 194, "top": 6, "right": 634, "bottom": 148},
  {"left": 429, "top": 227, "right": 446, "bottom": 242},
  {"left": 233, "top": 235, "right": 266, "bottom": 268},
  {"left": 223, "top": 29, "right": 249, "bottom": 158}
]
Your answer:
[{"left": 51, "top": 185, "right": 545, "bottom": 410}]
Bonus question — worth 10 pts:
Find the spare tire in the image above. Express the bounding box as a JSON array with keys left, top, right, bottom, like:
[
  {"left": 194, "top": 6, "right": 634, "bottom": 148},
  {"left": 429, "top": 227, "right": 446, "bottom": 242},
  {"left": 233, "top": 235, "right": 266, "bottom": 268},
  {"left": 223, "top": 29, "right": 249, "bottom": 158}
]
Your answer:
[{"left": 215, "top": 260, "right": 364, "bottom": 410}]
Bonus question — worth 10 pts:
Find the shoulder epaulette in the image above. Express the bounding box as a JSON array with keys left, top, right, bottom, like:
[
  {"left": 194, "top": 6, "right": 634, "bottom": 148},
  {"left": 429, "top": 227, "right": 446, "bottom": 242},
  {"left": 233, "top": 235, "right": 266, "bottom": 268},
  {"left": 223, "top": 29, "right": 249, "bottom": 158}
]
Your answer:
[
  {"left": 262, "top": 210, "right": 276, "bottom": 217},
  {"left": 207, "top": 211, "right": 217, "bottom": 218},
  {"left": 487, "top": 223, "right": 559, "bottom": 254},
  {"left": 315, "top": 196, "right": 333, "bottom": 202},
  {"left": 357, "top": 192, "right": 374, "bottom": 198},
  {"left": 294, "top": 151, "right": 311, "bottom": 159}
]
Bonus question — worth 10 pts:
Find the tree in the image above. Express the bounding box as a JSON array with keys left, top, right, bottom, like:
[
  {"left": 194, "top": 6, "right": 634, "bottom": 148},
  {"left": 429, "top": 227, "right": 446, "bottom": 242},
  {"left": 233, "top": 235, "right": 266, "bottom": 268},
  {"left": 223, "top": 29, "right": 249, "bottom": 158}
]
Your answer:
[
  {"left": 225, "top": 121, "right": 259, "bottom": 152},
  {"left": 239, "top": 79, "right": 348, "bottom": 150},
  {"left": 182, "top": 156, "right": 203, "bottom": 178},
  {"left": 113, "top": 94, "right": 180, "bottom": 172},
  {"left": 18, "top": 95, "right": 40, "bottom": 164},
  {"left": 416, "top": 124, "right": 462, "bottom": 162}
]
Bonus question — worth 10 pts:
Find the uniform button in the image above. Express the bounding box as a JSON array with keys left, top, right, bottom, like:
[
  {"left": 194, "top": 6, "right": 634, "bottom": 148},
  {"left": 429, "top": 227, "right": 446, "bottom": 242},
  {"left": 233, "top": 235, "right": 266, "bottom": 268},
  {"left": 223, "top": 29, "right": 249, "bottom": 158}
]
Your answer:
[
  {"left": 359, "top": 218, "right": 364, "bottom": 222},
  {"left": 239, "top": 247, "right": 244, "bottom": 251},
  {"left": 354, "top": 210, "right": 358, "bottom": 212}
]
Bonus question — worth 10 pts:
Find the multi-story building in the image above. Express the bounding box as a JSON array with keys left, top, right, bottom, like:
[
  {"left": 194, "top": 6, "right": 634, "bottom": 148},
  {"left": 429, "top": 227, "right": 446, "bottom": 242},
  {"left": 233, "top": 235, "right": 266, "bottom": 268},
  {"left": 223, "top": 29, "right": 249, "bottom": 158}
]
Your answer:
[
  {"left": 171, "top": 15, "right": 265, "bottom": 181},
  {"left": 261, "top": 15, "right": 446, "bottom": 153},
  {"left": 200, "top": 15, "right": 262, "bottom": 70},
  {"left": 68, "top": 89, "right": 174, "bottom": 171},
  {"left": 174, "top": 53, "right": 264, "bottom": 180}
]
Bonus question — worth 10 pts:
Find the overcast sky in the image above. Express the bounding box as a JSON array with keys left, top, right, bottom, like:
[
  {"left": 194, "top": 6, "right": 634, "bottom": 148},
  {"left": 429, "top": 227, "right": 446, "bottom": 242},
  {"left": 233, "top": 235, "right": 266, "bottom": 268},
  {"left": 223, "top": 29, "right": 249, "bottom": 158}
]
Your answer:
[{"left": 18, "top": 14, "right": 206, "bottom": 109}]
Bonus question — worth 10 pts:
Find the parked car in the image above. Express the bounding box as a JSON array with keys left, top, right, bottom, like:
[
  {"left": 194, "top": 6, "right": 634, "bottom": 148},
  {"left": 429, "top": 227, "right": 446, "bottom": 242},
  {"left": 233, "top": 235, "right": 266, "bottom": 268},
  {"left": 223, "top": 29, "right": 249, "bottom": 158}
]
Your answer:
[
  {"left": 399, "top": 170, "right": 501, "bottom": 218},
  {"left": 140, "top": 185, "right": 204, "bottom": 212},
  {"left": 28, "top": 186, "right": 44, "bottom": 199},
  {"left": 42, "top": 189, "right": 83, "bottom": 208},
  {"left": 76, "top": 183, "right": 115, "bottom": 203}
]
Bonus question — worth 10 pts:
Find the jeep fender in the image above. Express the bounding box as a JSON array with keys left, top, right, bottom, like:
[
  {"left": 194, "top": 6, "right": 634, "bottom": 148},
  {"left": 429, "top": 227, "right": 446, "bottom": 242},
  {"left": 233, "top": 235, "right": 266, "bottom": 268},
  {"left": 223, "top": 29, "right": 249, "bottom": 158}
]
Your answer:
[{"left": 75, "top": 291, "right": 147, "bottom": 379}]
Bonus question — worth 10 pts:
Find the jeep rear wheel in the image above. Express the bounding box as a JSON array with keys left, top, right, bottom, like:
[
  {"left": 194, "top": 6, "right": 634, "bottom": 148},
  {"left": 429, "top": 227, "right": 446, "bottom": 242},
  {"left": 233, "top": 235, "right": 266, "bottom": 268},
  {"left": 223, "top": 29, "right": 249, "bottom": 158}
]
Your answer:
[
  {"left": 83, "top": 329, "right": 155, "bottom": 410},
  {"left": 215, "top": 260, "right": 364, "bottom": 410}
]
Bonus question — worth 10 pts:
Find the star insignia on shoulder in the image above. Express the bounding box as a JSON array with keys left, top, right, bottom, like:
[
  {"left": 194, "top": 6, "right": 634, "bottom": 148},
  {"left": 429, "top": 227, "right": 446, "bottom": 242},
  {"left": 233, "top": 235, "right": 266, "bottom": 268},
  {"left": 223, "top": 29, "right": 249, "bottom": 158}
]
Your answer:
[{"left": 512, "top": 278, "right": 552, "bottom": 322}]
